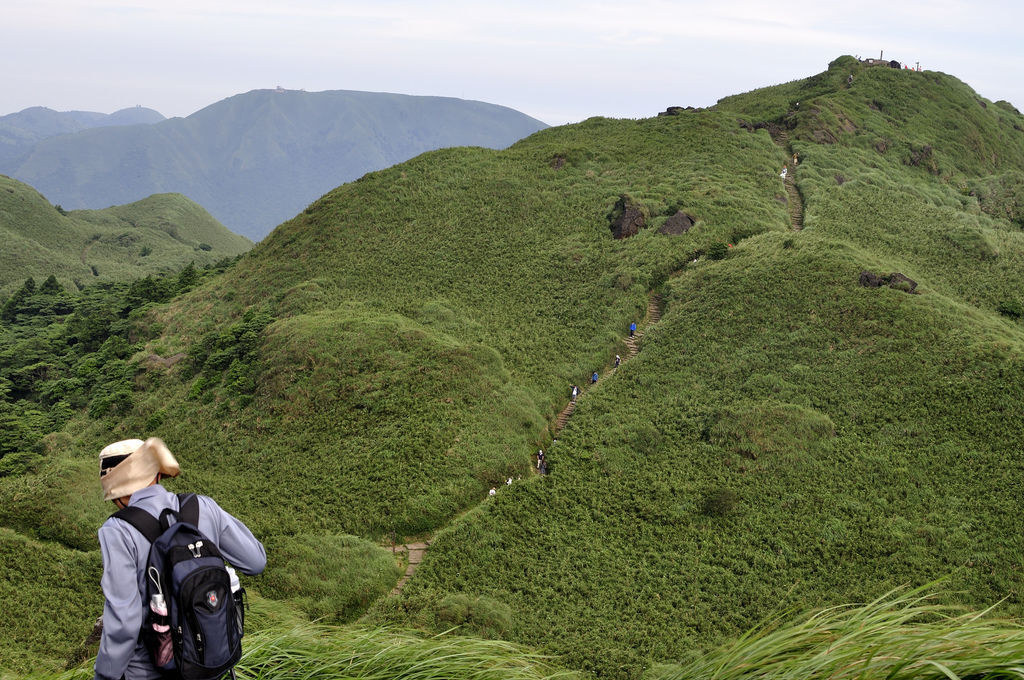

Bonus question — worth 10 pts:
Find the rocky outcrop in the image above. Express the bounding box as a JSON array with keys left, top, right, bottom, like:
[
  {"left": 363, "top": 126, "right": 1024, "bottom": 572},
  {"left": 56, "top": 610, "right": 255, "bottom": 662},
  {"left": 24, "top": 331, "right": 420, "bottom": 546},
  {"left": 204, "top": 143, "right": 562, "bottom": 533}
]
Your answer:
[
  {"left": 658, "top": 211, "right": 696, "bottom": 235},
  {"left": 608, "top": 195, "right": 646, "bottom": 239},
  {"left": 859, "top": 270, "right": 918, "bottom": 293}
]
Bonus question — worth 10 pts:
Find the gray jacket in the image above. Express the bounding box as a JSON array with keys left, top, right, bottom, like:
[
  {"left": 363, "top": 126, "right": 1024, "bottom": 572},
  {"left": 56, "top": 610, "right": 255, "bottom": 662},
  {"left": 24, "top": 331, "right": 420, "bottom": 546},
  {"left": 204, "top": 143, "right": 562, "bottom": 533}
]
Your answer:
[{"left": 94, "top": 484, "right": 266, "bottom": 680}]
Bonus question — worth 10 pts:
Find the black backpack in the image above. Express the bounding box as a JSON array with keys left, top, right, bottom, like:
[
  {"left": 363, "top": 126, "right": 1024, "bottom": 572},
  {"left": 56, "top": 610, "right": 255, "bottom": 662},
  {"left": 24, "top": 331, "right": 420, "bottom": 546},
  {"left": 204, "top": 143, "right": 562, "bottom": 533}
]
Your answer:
[{"left": 115, "top": 494, "right": 245, "bottom": 680}]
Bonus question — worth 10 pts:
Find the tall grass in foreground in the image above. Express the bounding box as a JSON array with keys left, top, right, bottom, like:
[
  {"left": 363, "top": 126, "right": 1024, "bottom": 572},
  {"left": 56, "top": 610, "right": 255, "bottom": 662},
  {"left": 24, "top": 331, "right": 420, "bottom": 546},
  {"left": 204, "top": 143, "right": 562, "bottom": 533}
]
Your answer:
[
  {"left": 648, "top": 586, "right": 1024, "bottom": 680},
  {"left": 43, "top": 625, "right": 578, "bottom": 680}
]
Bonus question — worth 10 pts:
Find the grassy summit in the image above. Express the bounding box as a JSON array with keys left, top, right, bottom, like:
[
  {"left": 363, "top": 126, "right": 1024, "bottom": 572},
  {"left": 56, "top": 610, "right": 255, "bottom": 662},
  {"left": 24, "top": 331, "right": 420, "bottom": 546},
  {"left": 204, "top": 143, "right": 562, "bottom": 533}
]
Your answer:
[
  {"left": 3, "top": 56, "right": 1024, "bottom": 678},
  {"left": 0, "top": 175, "right": 251, "bottom": 296}
]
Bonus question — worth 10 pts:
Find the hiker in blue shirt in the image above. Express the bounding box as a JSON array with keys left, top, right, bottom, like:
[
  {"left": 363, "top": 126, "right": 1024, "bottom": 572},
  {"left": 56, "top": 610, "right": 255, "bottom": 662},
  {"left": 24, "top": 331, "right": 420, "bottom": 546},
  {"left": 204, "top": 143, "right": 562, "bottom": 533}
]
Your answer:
[
  {"left": 629, "top": 322, "right": 637, "bottom": 337},
  {"left": 591, "top": 371, "right": 599, "bottom": 384},
  {"left": 95, "top": 438, "right": 266, "bottom": 680}
]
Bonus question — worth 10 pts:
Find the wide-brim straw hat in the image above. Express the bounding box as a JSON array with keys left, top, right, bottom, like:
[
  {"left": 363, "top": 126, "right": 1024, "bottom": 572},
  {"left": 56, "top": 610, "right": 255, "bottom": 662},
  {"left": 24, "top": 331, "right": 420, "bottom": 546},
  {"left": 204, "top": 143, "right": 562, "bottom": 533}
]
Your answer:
[{"left": 99, "top": 437, "right": 180, "bottom": 501}]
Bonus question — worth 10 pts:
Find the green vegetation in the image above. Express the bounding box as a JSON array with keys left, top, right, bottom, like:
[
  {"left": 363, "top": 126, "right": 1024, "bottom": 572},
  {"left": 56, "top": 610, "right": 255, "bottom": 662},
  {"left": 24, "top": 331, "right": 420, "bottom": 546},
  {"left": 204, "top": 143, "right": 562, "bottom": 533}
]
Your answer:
[
  {"left": 4, "top": 56, "right": 1024, "bottom": 679},
  {"left": 259, "top": 534, "right": 403, "bottom": 622},
  {"left": 649, "top": 586, "right": 1024, "bottom": 680},
  {"left": 44, "top": 624, "right": 577, "bottom": 680},
  {"left": 0, "top": 175, "right": 251, "bottom": 297}
]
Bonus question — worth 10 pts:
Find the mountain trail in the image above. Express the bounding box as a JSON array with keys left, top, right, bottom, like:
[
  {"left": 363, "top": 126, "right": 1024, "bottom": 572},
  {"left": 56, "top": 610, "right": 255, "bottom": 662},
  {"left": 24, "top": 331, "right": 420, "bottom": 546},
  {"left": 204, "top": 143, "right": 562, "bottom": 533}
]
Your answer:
[
  {"left": 553, "top": 291, "right": 662, "bottom": 437},
  {"left": 389, "top": 290, "right": 665, "bottom": 595},
  {"left": 389, "top": 540, "right": 432, "bottom": 595},
  {"left": 770, "top": 129, "right": 805, "bottom": 231}
]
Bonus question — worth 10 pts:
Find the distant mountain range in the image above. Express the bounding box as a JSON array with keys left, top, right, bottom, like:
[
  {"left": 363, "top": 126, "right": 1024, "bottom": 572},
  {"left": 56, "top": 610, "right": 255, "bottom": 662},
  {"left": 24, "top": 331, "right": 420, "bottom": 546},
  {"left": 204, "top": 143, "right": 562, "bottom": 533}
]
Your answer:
[
  {"left": 0, "top": 90, "right": 549, "bottom": 240},
  {"left": 0, "top": 106, "right": 165, "bottom": 165}
]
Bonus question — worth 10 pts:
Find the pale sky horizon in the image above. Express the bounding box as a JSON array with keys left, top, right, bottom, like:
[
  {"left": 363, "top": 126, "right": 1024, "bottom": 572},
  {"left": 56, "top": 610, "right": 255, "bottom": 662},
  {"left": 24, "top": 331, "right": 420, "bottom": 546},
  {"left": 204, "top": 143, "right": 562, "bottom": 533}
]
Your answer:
[{"left": 3, "top": 0, "right": 1023, "bottom": 126}]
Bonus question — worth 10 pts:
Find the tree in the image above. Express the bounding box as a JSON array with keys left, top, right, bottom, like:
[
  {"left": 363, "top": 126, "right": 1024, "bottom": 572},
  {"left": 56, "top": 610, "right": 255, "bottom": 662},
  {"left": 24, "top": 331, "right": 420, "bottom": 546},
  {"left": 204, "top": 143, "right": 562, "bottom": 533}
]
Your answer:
[
  {"left": 39, "top": 275, "right": 63, "bottom": 295},
  {"left": 1, "top": 278, "right": 37, "bottom": 322}
]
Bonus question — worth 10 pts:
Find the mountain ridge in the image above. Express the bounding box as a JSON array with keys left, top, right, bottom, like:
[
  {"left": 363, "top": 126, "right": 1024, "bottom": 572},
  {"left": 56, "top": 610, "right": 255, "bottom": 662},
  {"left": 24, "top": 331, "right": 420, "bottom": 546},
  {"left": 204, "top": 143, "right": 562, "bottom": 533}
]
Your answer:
[{"left": 1, "top": 88, "right": 549, "bottom": 240}]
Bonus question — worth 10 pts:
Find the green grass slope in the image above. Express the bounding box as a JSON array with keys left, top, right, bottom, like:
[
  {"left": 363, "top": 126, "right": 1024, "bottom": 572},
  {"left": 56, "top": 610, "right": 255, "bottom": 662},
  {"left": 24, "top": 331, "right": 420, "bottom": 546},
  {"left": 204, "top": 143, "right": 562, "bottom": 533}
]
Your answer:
[
  {"left": 0, "top": 175, "right": 251, "bottom": 296},
  {"left": 377, "top": 58, "right": 1024, "bottom": 676},
  {"left": 4, "top": 57, "right": 1024, "bottom": 678}
]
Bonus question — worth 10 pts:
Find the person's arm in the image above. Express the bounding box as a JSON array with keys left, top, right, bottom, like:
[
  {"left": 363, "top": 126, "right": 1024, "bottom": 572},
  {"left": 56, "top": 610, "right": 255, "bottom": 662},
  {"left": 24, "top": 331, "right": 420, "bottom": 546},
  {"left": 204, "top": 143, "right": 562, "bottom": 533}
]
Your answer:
[
  {"left": 200, "top": 496, "right": 267, "bottom": 575},
  {"left": 94, "top": 522, "right": 142, "bottom": 680}
]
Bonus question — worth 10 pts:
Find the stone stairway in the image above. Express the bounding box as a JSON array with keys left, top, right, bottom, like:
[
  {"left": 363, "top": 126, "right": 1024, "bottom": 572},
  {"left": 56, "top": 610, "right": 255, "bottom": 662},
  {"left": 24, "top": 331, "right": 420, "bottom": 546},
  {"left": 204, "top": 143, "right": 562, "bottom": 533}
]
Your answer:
[
  {"left": 785, "top": 174, "right": 804, "bottom": 231},
  {"left": 555, "top": 399, "right": 576, "bottom": 429},
  {"left": 770, "top": 129, "right": 805, "bottom": 231},
  {"left": 390, "top": 541, "right": 431, "bottom": 595}
]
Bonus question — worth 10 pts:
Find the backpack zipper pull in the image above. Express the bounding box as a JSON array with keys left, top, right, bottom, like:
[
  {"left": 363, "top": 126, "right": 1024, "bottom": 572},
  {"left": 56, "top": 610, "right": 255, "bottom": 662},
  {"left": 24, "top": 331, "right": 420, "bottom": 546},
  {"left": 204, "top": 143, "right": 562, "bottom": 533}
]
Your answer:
[{"left": 189, "top": 542, "right": 202, "bottom": 558}]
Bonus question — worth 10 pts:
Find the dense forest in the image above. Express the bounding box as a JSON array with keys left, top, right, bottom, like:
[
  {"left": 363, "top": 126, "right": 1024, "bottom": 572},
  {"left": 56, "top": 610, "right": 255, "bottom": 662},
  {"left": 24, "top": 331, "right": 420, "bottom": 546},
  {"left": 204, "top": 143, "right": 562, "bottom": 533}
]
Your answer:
[{"left": 0, "top": 259, "right": 241, "bottom": 476}]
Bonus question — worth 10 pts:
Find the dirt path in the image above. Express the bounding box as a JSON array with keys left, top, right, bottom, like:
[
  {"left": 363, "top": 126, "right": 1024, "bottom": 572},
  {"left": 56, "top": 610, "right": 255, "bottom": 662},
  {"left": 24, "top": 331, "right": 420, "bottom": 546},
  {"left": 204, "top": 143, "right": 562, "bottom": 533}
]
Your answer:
[
  {"left": 771, "top": 129, "right": 805, "bottom": 231},
  {"left": 551, "top": 292, "right": 661, "bottom": 437},
  {"left": 388, "top": 290, "right": 666, "bottom": 595}
]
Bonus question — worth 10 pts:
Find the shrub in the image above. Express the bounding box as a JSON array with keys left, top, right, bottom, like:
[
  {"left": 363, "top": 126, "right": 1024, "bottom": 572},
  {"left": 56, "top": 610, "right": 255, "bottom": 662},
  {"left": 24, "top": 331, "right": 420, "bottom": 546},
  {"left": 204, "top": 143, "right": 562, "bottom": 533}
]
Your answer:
[
  {"left": 997, "top": 300, "right": 1022, "bottom": 319},
  {"left": 701, "top": 488, "right": 738, "bottom": 517},
  {"left": 436, "top": 593, "right": 515, "bottom": 638},
  {"left": 707, "top": 242, "right": 729, "bottom": 260},
  {"left": 257, "top": 534, "right": 402, "bottom": 622}
]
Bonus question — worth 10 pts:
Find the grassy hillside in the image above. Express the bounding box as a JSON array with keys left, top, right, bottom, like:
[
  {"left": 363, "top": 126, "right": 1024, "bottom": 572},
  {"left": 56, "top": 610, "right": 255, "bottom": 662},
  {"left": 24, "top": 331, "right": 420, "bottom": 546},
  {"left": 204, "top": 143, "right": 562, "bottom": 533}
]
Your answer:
[
  {"left": 2, "top": 89, "right": 550, "bottom": 240},
  {"left": 0, "top": 175, "right": 251, "bottom": 296},
  {"left": 381, "top": 58, "right": 1024, "bottom": 677},
  {"left": 4, "top": 57, "right": 1024, "bottom": 678}
]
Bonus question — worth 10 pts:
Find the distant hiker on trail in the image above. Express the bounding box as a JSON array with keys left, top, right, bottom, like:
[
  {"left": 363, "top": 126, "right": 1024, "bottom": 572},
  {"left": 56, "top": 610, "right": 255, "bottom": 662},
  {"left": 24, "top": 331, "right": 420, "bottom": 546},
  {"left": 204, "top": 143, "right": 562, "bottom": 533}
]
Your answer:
[
  {"left": 507, "top": 477, "right": 513, "bottom": 486},
  {"left": 539, "top": 459, "right": 548, "bottom": 475},
  {"left": 537, "top": 449, "right": 545, "bottom": 469},
  {"left": 792, "top": 153, "right": 798, "bottom": 166},
  {"left": 95, "top": 438, "right": 266, "bottom": 680},
  {"left": 629, "top": 322, "right": 637, "bottom": 337},
  {"left": 614, "top": 354, "right": 621, "bottom": 368},
  {"left": 489, "top": 487, "right": 496, "bottom": 496},
  {"left": 780, "top": 166, "right": 788, "bottom": 180},
  {"left": 571, "top": 384, "right": 579, "bottom": 402},
  {"left": 591, "top": 371, "right": 599, "bottom": 384}
]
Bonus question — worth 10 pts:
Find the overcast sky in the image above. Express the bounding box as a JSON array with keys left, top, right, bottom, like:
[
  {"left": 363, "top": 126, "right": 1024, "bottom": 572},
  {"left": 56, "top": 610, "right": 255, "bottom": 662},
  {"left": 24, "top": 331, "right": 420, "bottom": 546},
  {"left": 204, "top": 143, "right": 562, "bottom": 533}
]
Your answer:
[{"left": 3, "top": 0, "right": 1023, "bottom": 125}]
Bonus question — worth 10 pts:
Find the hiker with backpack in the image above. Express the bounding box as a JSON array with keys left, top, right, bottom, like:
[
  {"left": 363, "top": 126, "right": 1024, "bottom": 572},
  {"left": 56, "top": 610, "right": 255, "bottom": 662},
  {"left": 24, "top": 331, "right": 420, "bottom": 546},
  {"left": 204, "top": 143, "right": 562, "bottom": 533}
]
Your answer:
[{"left": 95, "top": 437, "right": 266, "bottom": 680}]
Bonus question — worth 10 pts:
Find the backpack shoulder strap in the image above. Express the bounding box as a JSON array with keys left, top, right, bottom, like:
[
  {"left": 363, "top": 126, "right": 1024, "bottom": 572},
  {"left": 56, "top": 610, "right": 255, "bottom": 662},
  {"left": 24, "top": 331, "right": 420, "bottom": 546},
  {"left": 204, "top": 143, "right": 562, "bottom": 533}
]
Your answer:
[
  {"left": 176, "top": 493, "right": 200, "bottom": 526},
  {"left": 113, "top": 493, "right": 201, "bottom": 542},
  {"left": 113, "top": 506, "right": 162, "bottom": 544}
]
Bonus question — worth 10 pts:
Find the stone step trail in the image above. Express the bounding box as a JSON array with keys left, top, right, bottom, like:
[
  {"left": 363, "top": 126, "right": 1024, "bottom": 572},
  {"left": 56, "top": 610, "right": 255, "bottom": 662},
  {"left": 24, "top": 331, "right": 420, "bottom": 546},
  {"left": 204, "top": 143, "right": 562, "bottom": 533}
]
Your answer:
[
  {"left": 770, "top": 128, "right": 806, "bottom": 232},
  {"left": 390, "top": 541, "right": 431, "bottom": 595}
]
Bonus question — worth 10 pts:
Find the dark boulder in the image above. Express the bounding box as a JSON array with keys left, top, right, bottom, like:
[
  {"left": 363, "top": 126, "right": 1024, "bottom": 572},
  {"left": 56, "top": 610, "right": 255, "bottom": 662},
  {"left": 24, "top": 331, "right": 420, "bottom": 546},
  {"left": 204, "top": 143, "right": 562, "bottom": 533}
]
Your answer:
[
  {"left": 659, "top": 211, "right": 696, "bottom": 235},
  {"left": 888, "top": 272, "right": 918, "bottom": 293},
  {"left": 859, "top": 270, "right": 884, "bottom": 288},
  {"left": 859, "top": 270, "right": 918, "bottom": 293},
  {"left": 608, "top": 195, "right": 646, "bottom": 239},
  {"left": 658, "top": 106, "right": 695, "bottom": 117}
]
